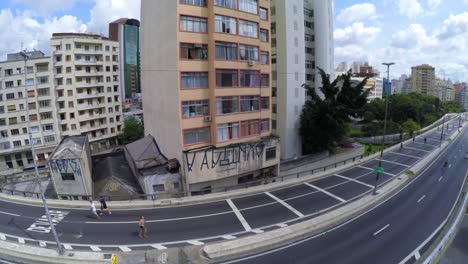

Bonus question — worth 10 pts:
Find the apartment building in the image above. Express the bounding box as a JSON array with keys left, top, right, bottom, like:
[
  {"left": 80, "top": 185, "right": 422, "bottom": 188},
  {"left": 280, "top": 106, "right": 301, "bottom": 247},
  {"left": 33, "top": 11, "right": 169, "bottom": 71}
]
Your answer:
[
  {"left": 411, "top": 64, "right": 435, "bottom": 95},
  {"left": 351, "top": 77, "right": 383, "bottom": 101},
  {"left": 270, "top": 0, "right": 334, "bottom": 159},
  {"left": 50, "top": 33, "right": 123, "bottom": 153},
  {"left": 141, "top": 0, "right": 280, "bottom": 195},
  {"left": 0, "top": 51, "right": 60, "bottom": 171}
]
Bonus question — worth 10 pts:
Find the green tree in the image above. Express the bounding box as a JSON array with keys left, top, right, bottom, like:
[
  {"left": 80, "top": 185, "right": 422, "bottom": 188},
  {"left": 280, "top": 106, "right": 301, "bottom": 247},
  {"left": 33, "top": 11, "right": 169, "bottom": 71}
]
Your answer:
[
  {"left": 299, "top": 69, "right": 369, "bottom": 154},
  {"left": 118, "top": 119, "right": 144, "bottom": 144},
  {"left": 401, "top": 119, "right": 421, "bottom": 136}
]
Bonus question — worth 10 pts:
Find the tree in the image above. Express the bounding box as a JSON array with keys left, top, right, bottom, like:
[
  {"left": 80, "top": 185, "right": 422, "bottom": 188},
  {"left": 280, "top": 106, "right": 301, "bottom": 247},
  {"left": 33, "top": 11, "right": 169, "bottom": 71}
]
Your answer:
[
  {"left": 118, "top": 119, "right": 144, "bottom": 144},
  {"left": 299, "top": 69, "right": 369, "bottom": 154},
  {"left": 401, "top": 119, "right": 421, "bottom": 136}
]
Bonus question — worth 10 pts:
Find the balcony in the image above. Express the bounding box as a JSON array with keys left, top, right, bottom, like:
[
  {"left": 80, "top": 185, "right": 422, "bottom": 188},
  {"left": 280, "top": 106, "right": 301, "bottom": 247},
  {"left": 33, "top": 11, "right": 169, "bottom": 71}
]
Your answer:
[
  {"left": 75, "top": 60, "right": 103, "bottom": 66},
  {"left": 77, "top": 92, "right": 105, "bottom": 100},
  {"left": 76, "top": 81, "right": 104, "bottom": 88},
  {"left": 80, "top": 123, "right": 108, "bottom": 133},
  {"left": 77, "top": 103, "right": 105, "bottom": 111},
  {"left": 78, "top": 114, "right": 105, "bottom": 122},
  {"left": 74, "top": 49, "right": 103, "bottom": 55},
  {"left": 75, "top": 70, "right": 104, "bottom": 77}
]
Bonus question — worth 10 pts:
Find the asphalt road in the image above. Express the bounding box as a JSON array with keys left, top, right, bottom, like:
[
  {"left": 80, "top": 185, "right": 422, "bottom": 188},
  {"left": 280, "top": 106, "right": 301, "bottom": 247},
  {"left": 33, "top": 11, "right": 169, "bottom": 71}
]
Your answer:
[
  {"left": 226, "top": 121, "right": 468, "bottom": 264},
  {"left": 0, "top": 119, "right": 463, "bottom": 255}
]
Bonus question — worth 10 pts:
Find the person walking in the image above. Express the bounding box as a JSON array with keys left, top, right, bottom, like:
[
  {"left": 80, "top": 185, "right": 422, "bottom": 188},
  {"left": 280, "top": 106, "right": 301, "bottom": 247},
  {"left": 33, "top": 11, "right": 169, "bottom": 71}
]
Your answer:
[
  {"left": 90, "top": 200, "right": 100, "bottom": 219},
  {"left": 138, "top": 216, "right": 147, "bottom": 238},
  {"left": 424, "top": 137, "right": 427, "bottom": 144},
  {"left": 99, "top": 197, "right": 111, "bottom": 215}
]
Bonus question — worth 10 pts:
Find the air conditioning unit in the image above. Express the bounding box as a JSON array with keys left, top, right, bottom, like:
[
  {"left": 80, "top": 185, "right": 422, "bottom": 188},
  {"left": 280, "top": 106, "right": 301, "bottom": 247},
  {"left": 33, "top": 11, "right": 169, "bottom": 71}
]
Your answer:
[
  {"left": 203, "top": 116, "right": 212, "bottom": 122},
  {"left": 248, "top": 60, "right": 257, "bottom": 66}
]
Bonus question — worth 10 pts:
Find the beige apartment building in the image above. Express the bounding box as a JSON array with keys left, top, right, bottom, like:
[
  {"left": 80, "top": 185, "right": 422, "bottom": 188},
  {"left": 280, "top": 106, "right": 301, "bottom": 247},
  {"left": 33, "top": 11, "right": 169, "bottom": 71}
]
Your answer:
[
  {"left": 0, "top": 51, "right": 60, "bottom": 171},
  {"left": 141, "top": 0, "right": 280, "bottom": 195},
  {"left": 50, "top": 33, "right": 123, "bottom": 153},
  {"left": 411, "top": 64, "right": 435, "bottom": 95}
]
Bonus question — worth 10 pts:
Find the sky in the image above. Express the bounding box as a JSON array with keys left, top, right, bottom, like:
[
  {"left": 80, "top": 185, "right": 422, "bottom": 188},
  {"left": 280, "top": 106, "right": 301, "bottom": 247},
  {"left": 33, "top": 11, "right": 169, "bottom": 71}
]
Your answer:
[{"left": 0, "top": 0, "right": 467, "bottom": 82}]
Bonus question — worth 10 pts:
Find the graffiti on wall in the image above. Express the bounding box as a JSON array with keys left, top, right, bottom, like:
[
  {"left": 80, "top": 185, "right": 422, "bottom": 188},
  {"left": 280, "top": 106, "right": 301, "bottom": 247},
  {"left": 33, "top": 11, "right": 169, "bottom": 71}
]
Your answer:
[
  {"left": 49, "top": 159, "right": 81, "bottom": 176},
  {"left": 185, "top": 142, "right": 265, "bottom": 172}
]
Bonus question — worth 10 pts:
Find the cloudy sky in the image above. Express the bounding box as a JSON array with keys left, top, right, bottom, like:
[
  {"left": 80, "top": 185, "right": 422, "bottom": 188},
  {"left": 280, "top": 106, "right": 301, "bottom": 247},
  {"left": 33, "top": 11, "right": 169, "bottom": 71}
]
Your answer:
[{"left": 0, "top": 0, "right": 467, "bottom": 81}]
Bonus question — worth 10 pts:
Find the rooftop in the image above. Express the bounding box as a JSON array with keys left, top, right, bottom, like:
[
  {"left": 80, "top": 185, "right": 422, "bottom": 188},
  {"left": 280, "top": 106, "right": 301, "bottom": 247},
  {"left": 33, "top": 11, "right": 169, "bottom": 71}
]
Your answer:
[
  {"left": 50, "top": 135, "right": 87, "bottom": 160},
  {"left": 52, "top": 32, "right": 115, "bottom": 41}
]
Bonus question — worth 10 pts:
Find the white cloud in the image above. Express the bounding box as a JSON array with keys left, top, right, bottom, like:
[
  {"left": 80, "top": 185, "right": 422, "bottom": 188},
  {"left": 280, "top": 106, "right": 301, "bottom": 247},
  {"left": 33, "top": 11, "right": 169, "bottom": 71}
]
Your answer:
[
  {"left": 437, "top": 12, "right": 468, "bottom": 40},
  {"left": 11, "top": 0, "right": 79, "bottom": 15},
  {"left": 398, "top": 0, "right": 424, "bottom": 18},
  {"left": 334, "top": 22, "right": 381, "bottom": 46},
  {"left": 337, "top": 3, "right": 377, "bottom": 24},
  {"left": 87, "top": 0, "right": 140, "bottom": 35},
  {"left": 427, "top": 0, "right": 442, "bottom": 10},
  {"left": 391, "top": 24, "right": 438, "bottom": 49}
]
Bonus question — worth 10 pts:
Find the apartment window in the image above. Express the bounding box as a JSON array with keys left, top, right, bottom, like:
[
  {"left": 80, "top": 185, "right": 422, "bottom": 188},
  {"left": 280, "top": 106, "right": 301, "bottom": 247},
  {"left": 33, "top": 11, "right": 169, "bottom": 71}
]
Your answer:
[
  {"left": 304, "top": 8, "right": 314, "bottom": 18},
  {"left": 180, "top": 43, "right": 208, "bottom": 60},
  {"left": 182, "top": 100, "right": 209, "bottom": 118},
  {"left": 39, "top": 100, "right": 50, "bottom": 108},
  {"left": 6, "top": 93, "right": 14, "bottom": 100},
  {"left": 240, "top": 120, "right": 260, "bottom": 137},
  {"left": 216, "top": 70, "right": 238, "bottom": 87},
  {"left": 305, "top": 21, "right": 314, "bottom": 30},
  {"left": 183, "top": 127, "right": 210, "bottom": 145},
  {"left": 260, "top": 29, "right": 269, "bottom": 42},
  {"left": 61, "top": 173, "right": 75, "bottom": 181},
  {"left": 271, "top": 22, "right": 276, "bottom": 34},
  {"left": 305, "top": 33, "right": 314, "bottom": 42},
  {"left": 29, "top": 114, "right": 38, "bottom": 121},
  {"left": 217, "top": 96, "right": 238, "bottom": 114},
  {"left": 217, "top": 123, "right": 239, "bottom": 142},
  {"left": 42, "top": 124, "right": 53, "bottom": 131},
  {"left": 37, "top": 88, "right": 49, "bottom": 97},
  {"left": 181, "top": 72, "right": 209, "bottom": 89},
  {"left": 260, "top": 8, "right": 268, "bottom": 20},
  {"left": 239, "top": 44, "right": 258, "bottom": 61},
  {"left": 266, "top": 147, "right": 276, "bottom": 161},
  {"left": 260, "top": 51, "right": 269, "bottom": 64},
  {"left": 239, "top": 0, "right": 258, "bottom": 14},
  {"left": 30, "top": 126, "right": 39, "bottom": 133},
  {"left": 261, "top": 97, "right": 269, "bottom": 110},
  {"left": 261, "top": 74, "right": 269, "bottom": 87},
  {"left": 37, "top": 76, "right": 48, "bottom": 84},
  {"left": 0, "top": 119, "right": 5, "bottom": 126},
  {"left": 239, "top": 20, "right": 258, "bottom": 38},
  {"left": 180, "top": 0, "right": 207, "bottom": 6},
  {"left": 215, "top": 15, "right": 237, "bottom": 34},
  {"left": 11, "top": 129, "right": 20, "bottom": 135},
  {"left": 180, "top": 15, "right": 207, "bottom": 32},
  {"left": 13, "top": 141, "right": 21, "bottom": 147},
  {"left": 27, "top": 90, "right": 35, "bottom": 97},
  {"left": 0, "top": 130, "right": 7, "bottom": 137},
  {"left": 5, "top": 81, "right": 13, "bottom": 88},
  {"left": 240, "top": 70, "right": 260, "bottom": 87},
  {"left": 306, "top": 74, "right": 313, "bottom": 81},
  {"left": 240, "top": 96, "right": 259, "bottom": 112},
  {"left": 214, "top": 0, "right": 237, "bottom": 9},
  {"left": 40, "top": 112, "right": 53, "bottom": 120},
  {"left": 216, "top": 42, "right": 237, "bottom": 60},
  {"left": 44, "top": 135, "right": 55, "bottom": 143},
  {"left": 28, "top": 103, "right": 36, "bottom": 110},
  {"left": 7, "top": 105, "right": 16, "bottom": 112},
  {"left": 305, "top": 47, "right": 314, "bottom": 54},
  {"left": 261, "top": 119, "right": 269, "bottom": 132},
  {"left": 65, "top": 44, "right": 71, "bottom": 50}
]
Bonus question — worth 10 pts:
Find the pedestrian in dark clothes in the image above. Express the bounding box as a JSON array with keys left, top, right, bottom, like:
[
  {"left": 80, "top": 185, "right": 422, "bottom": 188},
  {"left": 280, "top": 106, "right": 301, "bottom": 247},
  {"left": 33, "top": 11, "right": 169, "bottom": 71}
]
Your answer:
[
  {"left": 99, "top": 197, "right": 111, "bottom": 215},
  {"left": 138, "top": 216, "right": 147, "bottom": 238}
]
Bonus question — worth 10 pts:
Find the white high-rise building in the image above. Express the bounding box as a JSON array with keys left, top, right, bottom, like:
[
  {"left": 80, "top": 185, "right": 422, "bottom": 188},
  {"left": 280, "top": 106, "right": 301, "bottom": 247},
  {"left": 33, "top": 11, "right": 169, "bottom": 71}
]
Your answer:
[{"left": 271, "top": 0, "right": 334, "bottom": 159}]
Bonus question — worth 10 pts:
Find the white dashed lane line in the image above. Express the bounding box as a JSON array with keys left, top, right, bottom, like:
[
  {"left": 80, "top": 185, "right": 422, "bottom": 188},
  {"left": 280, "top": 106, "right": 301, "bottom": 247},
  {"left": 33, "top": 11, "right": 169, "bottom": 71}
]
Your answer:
[
  {"left": 373, "top": 224, "right": 390, "bottom": 236},
  {"left": 304, "top": 183, "right": 347, "bottom": 203},
  {"left": 417, "top": 195, "right": 426, "bottom": 203}
]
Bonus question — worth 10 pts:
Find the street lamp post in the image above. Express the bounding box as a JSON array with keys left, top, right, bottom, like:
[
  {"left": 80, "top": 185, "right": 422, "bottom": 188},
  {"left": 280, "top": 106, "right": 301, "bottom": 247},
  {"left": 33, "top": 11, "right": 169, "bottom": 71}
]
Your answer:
[
  {"left": 373, "top": 62, "right": 395, "bottom": 195},
  {"left": 440, "top": 115, "right": 445, "bottom": 148},
  {"left": 20, "top": 51, "right": 63, "bottom": 254}
]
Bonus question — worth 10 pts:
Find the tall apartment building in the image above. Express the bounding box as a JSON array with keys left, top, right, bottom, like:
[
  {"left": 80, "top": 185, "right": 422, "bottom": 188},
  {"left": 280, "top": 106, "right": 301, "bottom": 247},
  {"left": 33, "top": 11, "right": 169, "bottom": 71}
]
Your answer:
[
  {"left": 456, "top": 85, "right": 468, "bottom": 111},
  {"left": 50, "top": 33, "right": 123, "bottom": 153},
  {"left": 0, "top": 51, "right": 61, "bottom": 171},
  {"left": 270, "top": 0, "right": 334, "bottom": 159},
  {"left": 109, "top": 18, "right": 141, "bottom": 100},
  {"left": 351, "top": 77, "right": 383, "bottom": 101},
  {"left": 411, "top": 64, "right": 435, "bottom": 95},
  {"left": 141, "top": 0, "right": 280, "bottom": 195},
  {"left": 434, "top": 78, "right": 453, "bottom": 102}
]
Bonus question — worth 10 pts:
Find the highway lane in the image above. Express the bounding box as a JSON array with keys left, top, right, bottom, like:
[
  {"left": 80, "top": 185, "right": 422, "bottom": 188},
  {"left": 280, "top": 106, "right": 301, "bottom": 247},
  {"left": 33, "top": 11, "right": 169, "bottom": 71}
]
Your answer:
[
  {"left": 0, "top": 119, "right": 462, "bottom": 252},
  {"left": 225, "top": 121, "right": 468, "bottom": 264}
]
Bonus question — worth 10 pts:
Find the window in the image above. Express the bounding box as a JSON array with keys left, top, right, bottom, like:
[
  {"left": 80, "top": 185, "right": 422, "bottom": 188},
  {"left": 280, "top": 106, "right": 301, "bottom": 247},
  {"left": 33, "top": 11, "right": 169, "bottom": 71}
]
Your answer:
[
  {"left": 44, "top": 135, "right": 55, "bottom": 143},
  {"left": 305, "top": 33, "right": 314, "bottom": 42},
  {"left": 180, "top": 0, "right": 206, "bottom": 6},
  {"left": 260, "top": 51, "right": 269, "bottom": 64},
  {"left": 260, "top": 8, "right": 268, "bottom": 20},
  {"left": 11, "top": 129, "right": 19, "bottom": 135},
  {"left": 0, "top": 119, "right": 5, "bottom": 126},
  {"left": 240, "top": 120, "right": 260, "bottom": 137},
  {"left": 240, "top": 96, "right": 259, "bottom": 112},
  {"left": 216, "top": 42, "right": 237, "bottom": 60},
  {"left": 239, "top": 0, "right": 258, "bottom": 14},
  {"left": 240, "top": 70, "right": 260, "bottom": 87},
  {"left": 40, "top": 112, "right": 53, "bottom": 120},
  {"left": 180, "top": 15, "right": 207, "bottom": 32},
  {"left": 215, "top": 15, "right": 237, "bottom": 34},
  {"left": 181, "top": 72, "right": 208, "bottom": 89},
  {"left": 261, "top": 119, "right": 269, "bottom": 132},
  {"left": 305, "top": 47, "right": 314, "bottom": 54},
  {"left": 217, "top": 123, "right": 239, "bottom": 141},
  {"left": 261, "top": 97, "right": 269, "bottom": 110},
  {"left": 6, "top": 93, "right": 14, "bottom": 100},
  {"left": 239, "top": 20, "right": 258, "bottom": 38},
  {"left": 305, "top": 21, "right": 313, "bottom": 29},
  {"left": 5, "top": 81, "right": 13, "bottom": 88},
  {"left": 304, "top": 8, "right": 314, "bottom": 18},
  {"left": 42, "top": 124, "right": 53, "bottom": 131},
  {"left": 61, "top": 173, "right": 75, "bottom": 181},
  {"left": 182, "top": 100, "right": 209, "bottom": 118},
  {"left": 39, "top": 100, "right": 50, "bottom": 108},
  {"left": 32, "top": 138, "right": 42, "bottom": 145},
  {"left": 4, "top": 69, "right": 12, "bottom": 76},
  {"left": 13, "top": 141, "right": 21, "bottom": 147},
  {"left": 0, "top": 130, "right": 7, "bottom": 137},
  {"left": 7, "top": 105, "right": 16, "bottom": 112},
  {"left": 26, "top": 78, "right": 34, "bottom": 86},
  {"left": 260, "top": 29, "right": 269, "bottom": 42},
  {"left": 31, "top": 126, "right": 39, "bottom": 133},
  {"left": 180, "top": 43, "right": 208, "bottom": 60},
  {"left": 261, "top": 74, "right": 269, "bottom": 87},
  {"left": 152, "top": 184, "right": 165, "bottom": 192},
  {"left": 214, "top": 0, "right": 237, "bottom": 9},
  {"left": 305, "top": 60, "right": 315, "bottom": 69},
  {"left": 183, "top": 127, "right": 210, "bottom": 145},
  {"left": 28, "top": 103, "right": 36, "bottom": 110},
  {"left": 216, "top": 70, "right": 238, "bottom": 87},
  {"left": 217, "top": 96, "right": 238, "bottom": 114},
  {"left": 239, "top": 44, "right": 259, "bottom": 61},
  {"left": 266, "top": 147, "right": 276, "bottom": 160}
]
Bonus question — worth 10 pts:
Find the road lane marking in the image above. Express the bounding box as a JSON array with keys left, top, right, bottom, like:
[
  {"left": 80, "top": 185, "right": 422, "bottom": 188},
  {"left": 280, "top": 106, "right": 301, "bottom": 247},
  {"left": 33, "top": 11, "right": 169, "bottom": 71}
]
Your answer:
[
  {"left": 335, "top": 174, "right": 374, "bottom": 189},
  {"left": 412, "top": 142, "right": 438, "bottom": 147},
  {"left": 304, "top": 183, "right": 347, "bottom": 203},
  {"left": 252, "top": 229, "right": 264, "bottom": 234},
  {"left": 222, "top": 235, "right": 236, "bottom": 240},
  {"left": 439, "top": 176, "right": 444, "bottom": 182},
  {"left": 90, "top": 246, "right": 101, "bottom": 252},
  {"left": 404, "top": 146, "right": 430, "bottom": 153},
  {"left": 389, "top": 152, "right": 422, "bottom": 159},
  {"left": 226, "top": 199, "right": 252, "bottom": 232},
  {"left": 0, "top": 211, "right": 20, "bottom": 217},
  {"left": 18, "top": 238, "right": 25, "bottom": 244},
  {"left": 265, "top": 192, "right": 304, "bottom": 217},
  {"left": 376, "top": 159, "right": 411, "bottom": 167},
  {"left": 0, "top": 234, "right": 5, "bottom": 241},
  {"left": 358, "top": 166, "right": 397, "bottom": 177},
  {"left": 187, "top": 240, "right": 204, "bottom": 246},
  {"left": 276, "top": 223, "right": 288, "bottom": 228},
  {"left": 417, "top": 195, "right": 426, "bottom": 203},
  {"left": 151, "top": 244, "right": 167, "bottom": 250},
  {"left": 0, "top": 259, "right": 17, "bottom": 264},
  {"left": 119, "top": 246, "right": 132, "bottom": 252},
  {"left": 373, "top": 224, "right": 390, "bottom": 236},
  {"left": 414, "top": 250, "right": 421, "bottom": 260},
  {"left": 39, "top": 241, "right": 47, "bottom": 247},
  {"left": 63, "top": 244, "right": 73, "bottom": 250}
]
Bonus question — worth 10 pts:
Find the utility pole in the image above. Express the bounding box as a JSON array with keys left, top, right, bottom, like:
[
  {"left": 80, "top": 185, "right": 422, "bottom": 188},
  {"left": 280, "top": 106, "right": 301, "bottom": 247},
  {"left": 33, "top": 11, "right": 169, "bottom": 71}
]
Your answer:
[
  {"left": 373, "top": 62, "right": 395, "bottom": 195},
  {"left": 20, "top": 51, "right": 63, "bottom": 254},
  {"left": 440, "top": 115, "right": 445, "bottom": 148}
]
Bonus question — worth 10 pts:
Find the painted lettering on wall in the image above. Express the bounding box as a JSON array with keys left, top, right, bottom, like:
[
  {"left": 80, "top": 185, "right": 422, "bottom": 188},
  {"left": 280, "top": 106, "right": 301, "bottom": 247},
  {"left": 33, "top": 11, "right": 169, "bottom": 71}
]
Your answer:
[
  {"left": 26, "top": 210, "right": 69, "bottom": 234},
  {"left": 49, "top": 159, "right": 81, "bottom": 176}
]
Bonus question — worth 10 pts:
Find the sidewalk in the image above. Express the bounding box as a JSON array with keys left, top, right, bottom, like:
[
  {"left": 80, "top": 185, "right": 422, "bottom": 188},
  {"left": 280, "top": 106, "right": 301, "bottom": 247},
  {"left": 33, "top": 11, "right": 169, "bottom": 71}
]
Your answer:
[{"left": 439, "top": 215, "right": 468, "bottom": 264}]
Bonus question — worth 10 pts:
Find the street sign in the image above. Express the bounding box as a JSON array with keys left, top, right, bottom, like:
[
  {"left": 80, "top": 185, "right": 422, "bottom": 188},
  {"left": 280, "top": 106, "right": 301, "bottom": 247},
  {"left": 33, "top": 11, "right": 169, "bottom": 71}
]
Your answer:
[
  {"left": 111, "top": 254, "right": 118, "bottom": 264},
  {"left": 373, "top": 166, "right": 385, "bottom": 173}
]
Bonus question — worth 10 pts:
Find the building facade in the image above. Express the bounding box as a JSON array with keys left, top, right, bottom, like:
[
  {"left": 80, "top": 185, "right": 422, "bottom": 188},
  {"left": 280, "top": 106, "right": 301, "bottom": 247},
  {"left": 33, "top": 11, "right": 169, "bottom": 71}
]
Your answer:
[
  {"left": 351, "top": 77, "right": 383, "bottom": 101},
  {"left": 109, "top": 18, "right": 141, "bottom": 100},
  {"left": 434, "top": 78, "right": 453, "bottom": 102},
  {"left": 456, "top": 85, "right": 468, "bottom": 111},
  {"left": 270, "top": 0, "right": 334, "bottom": 160},
  {"left": 411, "top": 64, "right": 435, "bottom": 95},
  {"left": 0, "top": 51, "right": 61, "bottom": 171},
  {"left": 141, "top": 0, "right": 280, "bottom": 195},
  {"left": 50, "top": 33, "right": 123, "bottom": 153}
]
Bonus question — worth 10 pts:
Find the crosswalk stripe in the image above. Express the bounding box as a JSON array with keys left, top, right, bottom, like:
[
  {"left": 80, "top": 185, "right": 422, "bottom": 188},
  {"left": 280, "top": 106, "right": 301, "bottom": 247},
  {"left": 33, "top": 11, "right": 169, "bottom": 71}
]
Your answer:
[
  {"left": 90, "top": 246, "right": 101, "bottom": 252},
  {"left": 119, "top": 246, "right": 132, "bottom": 252},
  {"left": 187, "top": 240, "right": 204, "bottom": 246},
  {"left": 151, "top": 244, "right": 167, "bottom": 250}
]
